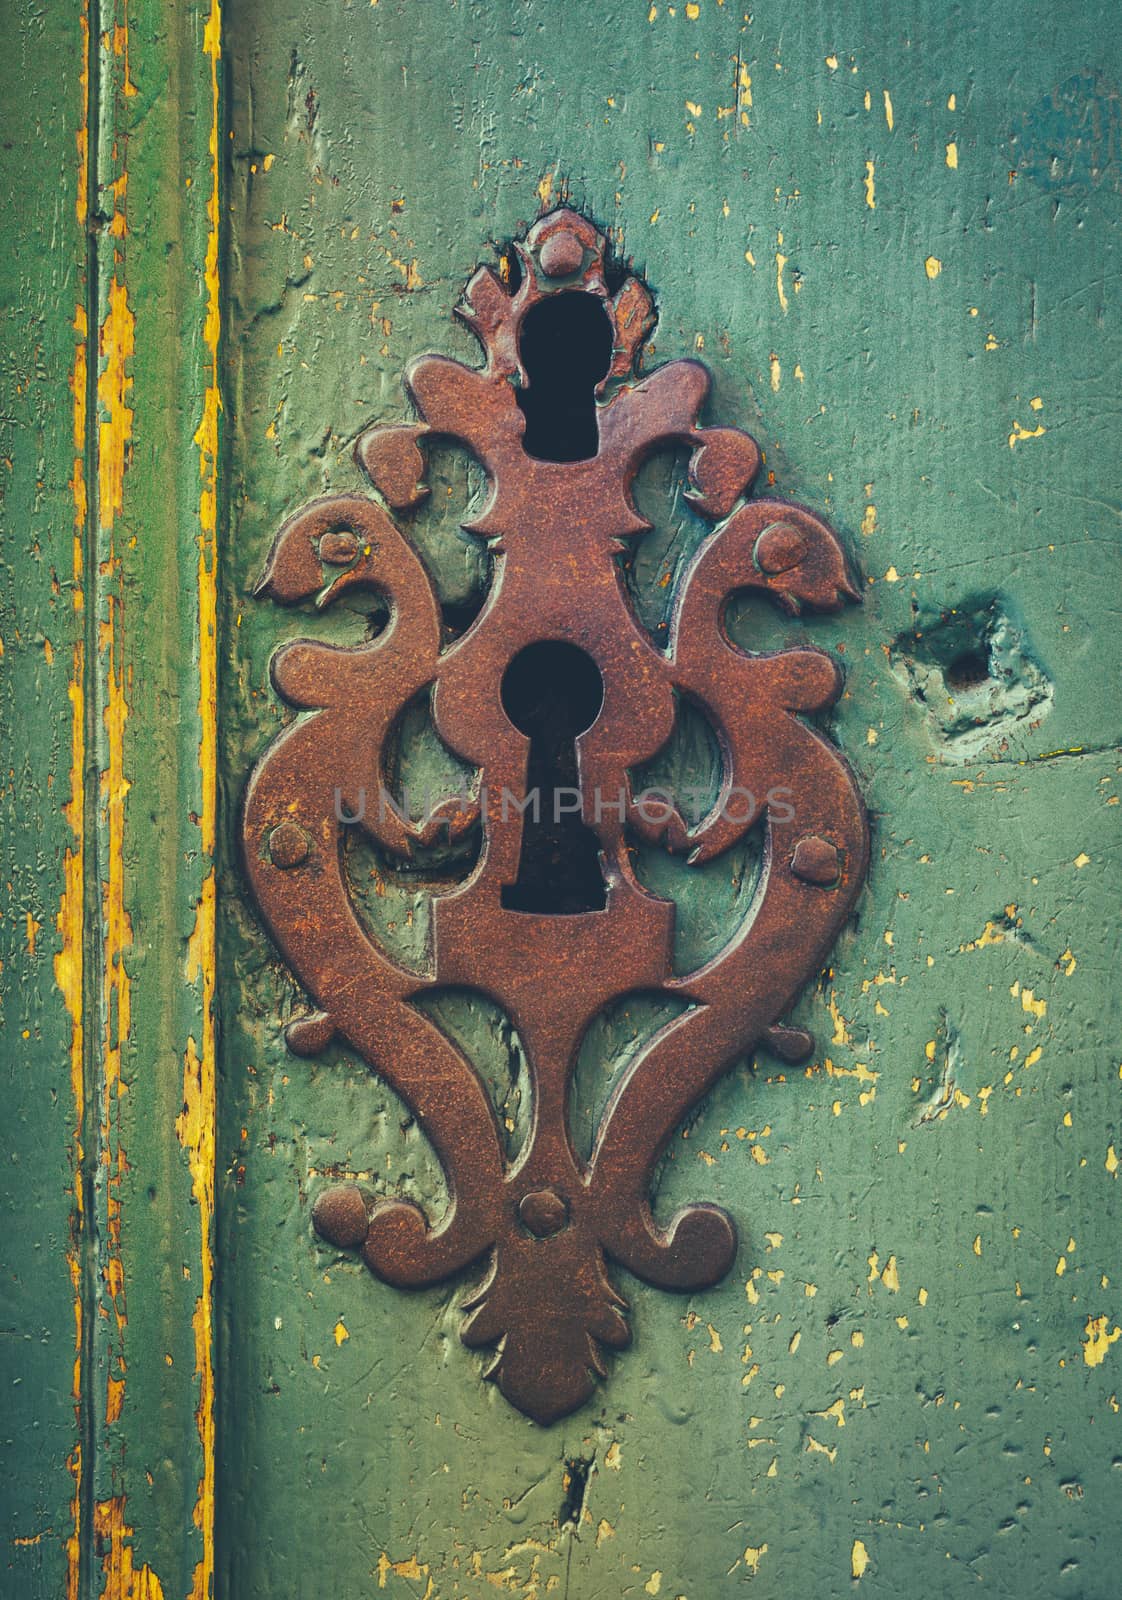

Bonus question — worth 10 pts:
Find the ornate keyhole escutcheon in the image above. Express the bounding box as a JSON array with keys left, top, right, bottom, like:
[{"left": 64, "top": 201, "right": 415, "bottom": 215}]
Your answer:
[{"left": 242, "top": 208, "right": 869, "bottom": 1424}]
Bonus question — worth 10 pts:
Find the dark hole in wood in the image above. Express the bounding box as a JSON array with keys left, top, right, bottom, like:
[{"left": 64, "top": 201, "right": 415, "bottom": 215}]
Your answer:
[
  {"left": 945, "top": 647, "right": 991, "bottom": 690},
  {"left": 558, "top": 1454, "right": 594, "bottom": 1529},
  {"left": 500, "top": 640, "right": 607, "bottom": 915},
  {"left": 516, "top": 291, "right": 613, "bottom": 462}
]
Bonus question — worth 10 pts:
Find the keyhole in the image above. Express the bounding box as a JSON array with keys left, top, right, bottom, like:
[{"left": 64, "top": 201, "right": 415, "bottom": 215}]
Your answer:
[
  {"left": 516, "top": 292, "right": 614, "bottom": 462},
  {"left": 500, "top": 641, "right": 607, "bottom": 915}
]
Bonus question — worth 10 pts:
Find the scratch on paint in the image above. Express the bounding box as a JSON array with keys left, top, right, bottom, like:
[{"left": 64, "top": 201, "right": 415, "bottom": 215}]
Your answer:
[
  {"left": 176, "top": 5, "right": 222, "bottom": 1597},
  {"left": 736, "top": 59, "right": 752, "bottom": 129},
  {"left": 827, "top": 991, "right": 851, "bottom": 1046},
  {"left": 775, "top": 239, "right": 788, "bottom": 311}
]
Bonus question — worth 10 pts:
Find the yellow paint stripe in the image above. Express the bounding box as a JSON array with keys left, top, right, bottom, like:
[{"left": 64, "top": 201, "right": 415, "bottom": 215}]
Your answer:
[
  {"left": 61, "top": 10, "right": 91, "bottom": 1579},
  {"left": 178, "top": 6, "right": 222, "bottom": 1595},
  {"left": 97, "top": 229, "right": 135, "bottom": 1423},
  {"left": 97, "top": 279, "right": 135, "bottom": 532}
]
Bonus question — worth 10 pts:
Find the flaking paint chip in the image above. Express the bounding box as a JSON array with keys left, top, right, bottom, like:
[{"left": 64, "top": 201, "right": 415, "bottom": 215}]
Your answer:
[{"left": 1083, "top": 1316, "right": 1122, "bottom": 1367}]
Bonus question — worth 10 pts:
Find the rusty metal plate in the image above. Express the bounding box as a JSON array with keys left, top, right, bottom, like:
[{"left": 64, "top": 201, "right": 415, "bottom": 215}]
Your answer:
[{"left": 242, "top": 208, "right": 869, "bottom": 1424}]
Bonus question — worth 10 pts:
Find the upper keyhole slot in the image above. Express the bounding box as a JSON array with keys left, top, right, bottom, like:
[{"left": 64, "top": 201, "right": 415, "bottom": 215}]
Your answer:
[
  {"left": 501, "top": 641, "right": 604, "bottom": 738},
  {"left": 516, "top": 292, "right": 613, "bottom": 463}
]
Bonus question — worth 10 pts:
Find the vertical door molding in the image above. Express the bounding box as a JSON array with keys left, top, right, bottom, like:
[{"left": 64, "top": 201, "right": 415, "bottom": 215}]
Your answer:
[{"left": 1, "top": 3, "right": 223, "bottom": 1595}]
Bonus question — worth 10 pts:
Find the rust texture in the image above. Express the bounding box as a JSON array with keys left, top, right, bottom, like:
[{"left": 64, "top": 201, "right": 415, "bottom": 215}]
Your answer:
[{"left": 242, "top": 209, "right": 868, "bottom": 1423}]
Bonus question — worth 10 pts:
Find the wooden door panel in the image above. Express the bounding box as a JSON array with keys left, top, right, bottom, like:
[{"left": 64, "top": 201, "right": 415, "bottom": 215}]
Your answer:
[{"left": 3, "top": 2, "right": 1119, "bottom": 1596}]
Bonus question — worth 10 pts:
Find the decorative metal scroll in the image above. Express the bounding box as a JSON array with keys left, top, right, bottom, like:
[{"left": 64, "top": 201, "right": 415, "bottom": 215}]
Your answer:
[{"left": 242, "top": 209, "right": 868, "bottom": 1423}]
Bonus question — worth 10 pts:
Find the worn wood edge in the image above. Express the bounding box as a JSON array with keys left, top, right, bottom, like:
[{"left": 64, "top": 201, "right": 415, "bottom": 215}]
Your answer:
[
  {"left": 50, "top": 1, "right": 224, "bottom": 1595},
  {"left": 0, "top": 2, "right": 93, "bottom": 1591},
  {"left": 177, "top": 7, "right": 223, "bottom": 1598}
]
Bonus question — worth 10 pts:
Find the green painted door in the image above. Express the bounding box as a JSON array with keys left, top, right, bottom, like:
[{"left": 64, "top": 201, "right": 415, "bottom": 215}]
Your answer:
[{"left": 3, "top": 3, "right": 1120, "bottom": 1597}]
